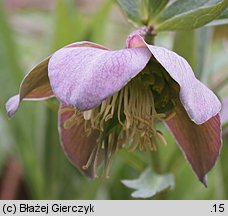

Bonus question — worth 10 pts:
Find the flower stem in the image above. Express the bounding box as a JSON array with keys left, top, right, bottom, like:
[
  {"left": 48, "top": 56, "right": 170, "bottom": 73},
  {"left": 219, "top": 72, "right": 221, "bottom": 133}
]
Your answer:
[
  {"left": 144, "top": 34, "right": 155, "bottom": 45},
  {"left": 133, "top": 25, "right": 156, "bottom": 45},
  {"left": 149, "top": 150, "right": 168, "bottom": 200},
  {"left": 149, "top": 149, "right": 162, "bottom": 174}
]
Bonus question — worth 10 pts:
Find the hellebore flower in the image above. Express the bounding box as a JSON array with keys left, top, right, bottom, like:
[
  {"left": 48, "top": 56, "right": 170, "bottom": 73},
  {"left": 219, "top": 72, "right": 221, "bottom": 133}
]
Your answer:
[{"left": 6, "top": 32, "right": 222, "bottom": 185}]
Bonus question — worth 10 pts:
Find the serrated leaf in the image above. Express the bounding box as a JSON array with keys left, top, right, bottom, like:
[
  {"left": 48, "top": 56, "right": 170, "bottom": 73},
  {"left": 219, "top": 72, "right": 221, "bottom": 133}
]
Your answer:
[
  {"left": 122, "top": 168, "right": 174, "bottom": 198},
  {"left": 156, "top": 0, "right": 228, "bottom": 31}
]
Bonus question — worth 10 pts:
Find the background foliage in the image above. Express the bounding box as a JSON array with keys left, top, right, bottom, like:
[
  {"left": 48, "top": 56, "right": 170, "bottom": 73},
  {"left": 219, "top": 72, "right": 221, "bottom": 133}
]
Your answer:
[{"left": 0, "top": 0, "right": 228, "bottom": 199}]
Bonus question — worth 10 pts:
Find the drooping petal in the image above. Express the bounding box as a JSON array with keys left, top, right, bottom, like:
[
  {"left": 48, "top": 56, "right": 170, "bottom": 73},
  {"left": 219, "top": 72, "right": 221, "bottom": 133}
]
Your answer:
[
  {"left": 5, "top": 41, "right": 107, "bottom": 118},
  {"left": 166, "top": 100, "right": 222, "bottom": 185},
  {"left": 5, "top": 95, "right": 20, "bottom": 118},
  {"left": 127, "top": 34, "right": 221, "bottom": 124},
  {"left": 48, "top": 46, "right": 151, "bottom": 111},
  {"left": 147, "top": 46, "right": 221, "bottom": 124},
  {"left": 19, "top": 57, "right": 53, "bottom": 100},
  {"left": 58, "top": 103, "right": 101, "bottom": 178},
  {"left": 6, "top": 57, "right": 53, "bottom": 118}
]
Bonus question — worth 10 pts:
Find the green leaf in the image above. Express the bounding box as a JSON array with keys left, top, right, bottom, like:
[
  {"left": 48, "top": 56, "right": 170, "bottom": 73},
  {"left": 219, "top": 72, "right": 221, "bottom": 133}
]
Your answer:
[
  {"left": 117, "top": 0, "right": 169, "bottom": 25},
  {"left": 156, "top": 0, "right": 228, "bottom": 31},
  {"left": 207, "top": 18, "right": 228, "bottom": 25},
  {"left": 207, "top": 8, "right": 228, "bottom": 25},
  {"left": 218, "top": 6, "right": 228, "bottom": 17},
  {"left": 122, "top": 168, "right": 174, "bottom": 198},
  {"left": 148, "top": 0, "right": 169, "bottom": 15},
  {"left": 117, "top": 0, "right": 141, "bottom": 25},
  {"left": 140, "top": 0, "right": 169, "bottom": 24},
  {"left": 159, "top": 0, "right": 213, "bottom": 21}
]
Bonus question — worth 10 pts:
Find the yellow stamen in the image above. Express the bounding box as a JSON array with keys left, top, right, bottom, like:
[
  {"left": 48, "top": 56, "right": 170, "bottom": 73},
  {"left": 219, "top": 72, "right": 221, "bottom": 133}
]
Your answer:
[
  {"left": 156, "top": 130, "right": 167, "bottom": 146},
  {"left": 63, "top": 113, "right": 77, "bottom": 129},
  {"left": 83, "top": 110, "right": 92, "bottom": 120}
]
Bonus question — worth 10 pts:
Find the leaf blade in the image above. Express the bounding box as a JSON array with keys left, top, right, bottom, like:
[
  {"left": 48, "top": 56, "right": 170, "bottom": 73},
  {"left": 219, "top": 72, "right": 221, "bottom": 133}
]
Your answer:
[
  {"left": 117, "top": 0, "right": 141, "bottom": 25},
  {"left": 207, "top": 8, "right": 228, "bottom": 25},
  {"left": 156, "top": 0, "right": 228, "bottom": 31}
]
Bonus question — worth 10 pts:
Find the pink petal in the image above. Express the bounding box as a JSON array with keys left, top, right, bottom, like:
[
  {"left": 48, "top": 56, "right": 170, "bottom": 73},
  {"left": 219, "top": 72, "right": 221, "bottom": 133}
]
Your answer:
[
  {"left": 166, "top": 101, "right": 222, "bottom": 185},
  {"left": 127, "top": 34, "right": 221, "bottom": 124},
  {"left": 5, "top": 41, "right": 105, "bottom": 118},
  {"left": 6, "top": 57, "right": 53, "bottom": 118},
  {"left": 48, "top": 46, "right": 151, "bottom": 111},
  {"left": 5, "top": 95, "right": 20, "bottom": 118},
  {"left": 58, "top": 104, "right": 100, "bottom": 177}
]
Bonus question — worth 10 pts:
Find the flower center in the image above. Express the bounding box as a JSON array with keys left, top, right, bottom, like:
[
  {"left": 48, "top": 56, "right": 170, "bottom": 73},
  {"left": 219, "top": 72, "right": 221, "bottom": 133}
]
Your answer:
[
  {"left": 77, "top": 60, "right": 176, "bottom": 176},
  {"left": 63, "top": 59, "right": 177, "bottom": 177}
]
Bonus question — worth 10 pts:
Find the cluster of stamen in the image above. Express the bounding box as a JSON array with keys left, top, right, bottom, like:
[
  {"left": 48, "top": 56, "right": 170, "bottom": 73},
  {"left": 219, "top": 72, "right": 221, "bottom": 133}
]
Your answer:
[{"left": 64, "top": 60, "right": 177, "bottom": 177}]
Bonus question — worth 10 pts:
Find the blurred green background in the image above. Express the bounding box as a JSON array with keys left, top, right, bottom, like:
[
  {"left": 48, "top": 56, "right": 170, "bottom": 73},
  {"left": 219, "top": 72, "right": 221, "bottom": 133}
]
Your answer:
[{"left": 0, "top": 0, "right": 228, "bottom": 200}]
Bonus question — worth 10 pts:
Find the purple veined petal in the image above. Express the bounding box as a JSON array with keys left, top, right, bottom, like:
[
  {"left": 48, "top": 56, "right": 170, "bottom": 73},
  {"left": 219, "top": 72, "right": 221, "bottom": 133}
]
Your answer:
[
  {"left": 166, "top": 100, "right": 222, "bottom": 185},
  {"left": 48, "top": 45, "right": 151, "bottom": 111},
  {"left": 147, "top": 45, "right": 221, "bottom": 124},
  {"left": 58, "top": 103, "right": 101, "bottom": 178},
  {"left": 221, "top": 98, "right": 228, "bottom": 126},
  {"left": 5, "top": 41, "right": 108, "bottom": 118},
  {"left": 127, "top": 34, "right": 221, "bottom": 124}
]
